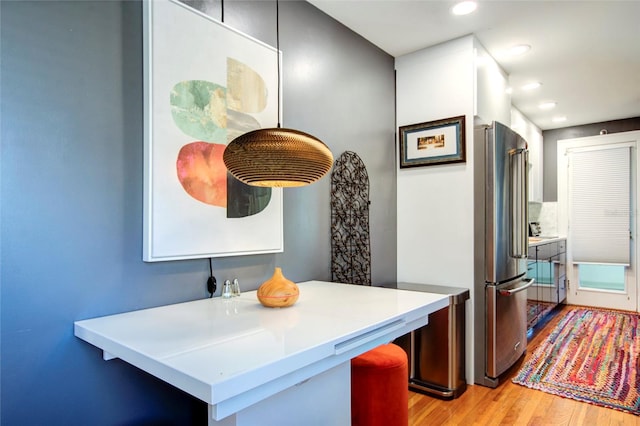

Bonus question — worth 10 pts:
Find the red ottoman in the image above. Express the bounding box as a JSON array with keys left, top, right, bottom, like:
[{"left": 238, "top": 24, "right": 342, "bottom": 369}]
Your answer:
[{"left": 351, "top": 343, "right": 409, "bottom": 426}]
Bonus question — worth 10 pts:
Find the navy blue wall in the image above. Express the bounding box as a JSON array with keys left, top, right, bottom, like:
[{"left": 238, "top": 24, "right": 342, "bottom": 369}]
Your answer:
[{"left": 0, "top": 1, "right": 395, "bottom": 424}]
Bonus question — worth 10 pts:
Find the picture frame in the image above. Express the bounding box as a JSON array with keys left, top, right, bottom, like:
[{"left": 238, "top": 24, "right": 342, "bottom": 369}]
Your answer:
[
  {"left": 142, "top": 0, "right": 283, "bottom": 262},
  {"left": 398, "top": 115, "right": 466, "bottom": 168}
]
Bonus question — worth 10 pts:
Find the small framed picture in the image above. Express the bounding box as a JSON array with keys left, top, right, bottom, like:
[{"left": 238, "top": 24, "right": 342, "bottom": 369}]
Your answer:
[{"left": 398, "top": 115, "right": 466, "bottom": 168}]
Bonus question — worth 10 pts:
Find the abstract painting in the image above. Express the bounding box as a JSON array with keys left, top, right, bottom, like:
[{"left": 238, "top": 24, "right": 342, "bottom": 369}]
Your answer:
[{"left": 143, "top": 0, "right": 283, "bottom": 261}]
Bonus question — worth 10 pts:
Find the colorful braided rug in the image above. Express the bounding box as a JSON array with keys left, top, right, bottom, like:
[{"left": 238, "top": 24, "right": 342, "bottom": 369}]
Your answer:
[{"left": 513, "top": 307, "right": 640, "bottom": 415}]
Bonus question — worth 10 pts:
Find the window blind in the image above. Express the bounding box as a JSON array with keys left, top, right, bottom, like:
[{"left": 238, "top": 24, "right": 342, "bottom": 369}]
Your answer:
[{"left": 569, "top": 145, "right": 631, "bottom": 265}]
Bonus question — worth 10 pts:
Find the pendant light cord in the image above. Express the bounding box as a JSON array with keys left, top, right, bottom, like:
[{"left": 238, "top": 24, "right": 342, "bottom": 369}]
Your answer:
[
  {"left": 276, "top": 0, "right": 281, "bottom": 129},
  {"left": 207, "top": 257, "right": 216, "bottom": 298},
  {"left": 220, "top": 0, "right": 278, "bottom": 126}
]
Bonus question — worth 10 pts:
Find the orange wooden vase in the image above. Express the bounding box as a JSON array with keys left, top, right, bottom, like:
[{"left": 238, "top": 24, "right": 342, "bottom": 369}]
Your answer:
[{"left": 257, "top": 267, "right": 299, "bottom": 308}]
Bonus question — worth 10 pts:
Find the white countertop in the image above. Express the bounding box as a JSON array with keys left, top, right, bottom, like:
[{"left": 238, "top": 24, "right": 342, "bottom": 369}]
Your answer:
[
  {"left": 528, "top": 236, "right": 566, "bottom": 247},
  {"left": 75, "top": 280, "right": 449, "bottom": 420}
]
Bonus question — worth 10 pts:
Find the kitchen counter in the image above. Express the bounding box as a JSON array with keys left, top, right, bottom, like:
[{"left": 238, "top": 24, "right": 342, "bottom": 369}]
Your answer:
[
  {"left": 528, "top": 236, "right": 566, "bottom": 247},
  {"left": 74, "top": 280, "right": 448, "bottom": 425}
]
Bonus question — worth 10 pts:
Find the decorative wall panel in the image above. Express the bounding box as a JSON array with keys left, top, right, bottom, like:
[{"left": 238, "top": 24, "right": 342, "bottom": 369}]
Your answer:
[{"left": 331, "top": 151, "right": 371, "bottom": 285}]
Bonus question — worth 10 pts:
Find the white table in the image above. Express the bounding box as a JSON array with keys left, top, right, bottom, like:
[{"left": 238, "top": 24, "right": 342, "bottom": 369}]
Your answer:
[{"left": 75, "top": 281, "right": 448, "bottom": 425}]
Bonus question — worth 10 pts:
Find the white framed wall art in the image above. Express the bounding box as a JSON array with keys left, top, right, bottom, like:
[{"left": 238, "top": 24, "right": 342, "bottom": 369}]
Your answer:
[{"left": 143, "top": 0, "right": 283, "bottom": 261}]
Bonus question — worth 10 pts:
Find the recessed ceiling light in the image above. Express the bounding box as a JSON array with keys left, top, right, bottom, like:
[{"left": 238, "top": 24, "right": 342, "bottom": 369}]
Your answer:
[
  {"left": 539, "top": 101, "right": 557, "bottom": 110},
  {"left": 552, "top": 116, "right": 567, "bottom": 123},
  {"left": 507, "top": 44, "right": 531, "bottom": 56},
  {"left": 521, "top": 82, "right": 542, "bottom": 91},
  {"left": 452, "top": 1, "right": 477, "bottom": 16}
]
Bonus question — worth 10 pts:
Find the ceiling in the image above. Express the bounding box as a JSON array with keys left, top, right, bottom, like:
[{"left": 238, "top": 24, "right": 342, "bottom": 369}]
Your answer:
[{"left": 307, "top": 0, "right": 640, "bottom": 130}]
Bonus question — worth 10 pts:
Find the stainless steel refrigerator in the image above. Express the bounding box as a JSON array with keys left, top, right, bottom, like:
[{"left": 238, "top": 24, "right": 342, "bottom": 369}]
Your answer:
[{"left": 473, "top": 120, "right": 534, "bottom": 388}]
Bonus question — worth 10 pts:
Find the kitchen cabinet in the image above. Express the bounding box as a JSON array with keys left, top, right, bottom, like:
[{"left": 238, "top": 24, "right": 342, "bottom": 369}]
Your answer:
[
  {"left": 527, "top": 130, "right": 543, "bottom": 203},
  {"left": 511, "top": 108, "right": 543, "bottom": 202},
  {"left": 526, "top": 238, "right": 566, "bottom": 329}
]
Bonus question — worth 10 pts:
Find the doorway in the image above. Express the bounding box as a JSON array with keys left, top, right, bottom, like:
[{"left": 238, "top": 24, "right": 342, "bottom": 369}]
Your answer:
[{"left": 557, "top": 131, "right": 640, "bottom": 312}]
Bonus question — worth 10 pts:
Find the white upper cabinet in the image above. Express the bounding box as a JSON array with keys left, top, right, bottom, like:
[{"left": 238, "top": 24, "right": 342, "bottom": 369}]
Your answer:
[
  {"left": 474, "top": 41, "right": 511, "bottom": 126},
  {"left": 512, "top": 107, "right": 543, "bottom": 202}
]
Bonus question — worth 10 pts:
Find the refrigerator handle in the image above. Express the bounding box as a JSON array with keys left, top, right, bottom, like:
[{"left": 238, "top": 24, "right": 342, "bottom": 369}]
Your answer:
[
  {"left": 509, "top": 148, "right": 529, "bottom": 259},
  {"left": 498, "top": 278, "right": 535, "bottom": 296}
]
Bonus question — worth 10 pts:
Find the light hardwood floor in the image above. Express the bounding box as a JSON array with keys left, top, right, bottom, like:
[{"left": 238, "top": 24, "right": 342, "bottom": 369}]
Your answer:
[{"left": 408, "top": 304, "right": 640, "bottom": 425}]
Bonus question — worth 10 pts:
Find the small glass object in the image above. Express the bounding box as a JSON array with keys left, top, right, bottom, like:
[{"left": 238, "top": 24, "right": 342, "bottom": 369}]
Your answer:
[
  {"left": 222, "top": 279, "right": 232, "bottom": 298},
  {"left": 232, "top": 278, "right": 241, "bottom": 297}
]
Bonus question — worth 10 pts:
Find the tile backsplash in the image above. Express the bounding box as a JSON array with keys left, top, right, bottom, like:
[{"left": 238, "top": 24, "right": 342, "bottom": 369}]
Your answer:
[
  {"left": 529, "top": 201, "right": 558, "bottom": 237},
  {"left": 528, "top": 202, "right": 542, "bottom": 222}
]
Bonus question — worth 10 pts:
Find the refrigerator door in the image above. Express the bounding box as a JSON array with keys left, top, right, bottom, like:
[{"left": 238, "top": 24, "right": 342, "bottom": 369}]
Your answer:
[
  {"left": 485, "top": 276, "right": 534, "bottom": 379},
  {"left": 485, "top": 122, "right": 529, "bottom": 283}
]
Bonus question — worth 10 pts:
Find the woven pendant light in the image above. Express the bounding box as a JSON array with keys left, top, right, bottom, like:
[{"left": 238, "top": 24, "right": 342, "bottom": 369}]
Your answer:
[
  {"left": 223, "top": 1, "right": 333, "bottom": 187},
  {"left": 224, "top": 128, "right": 333, "bottom": 187}
]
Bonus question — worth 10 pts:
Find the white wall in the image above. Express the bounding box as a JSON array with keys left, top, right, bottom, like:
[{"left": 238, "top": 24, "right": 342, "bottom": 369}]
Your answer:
[
  {"left": 396, "top": 36, "right": 475, "bottom": 286},
  {"left": 396, "top": 35, "right": 511, "bottom": 384}
]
